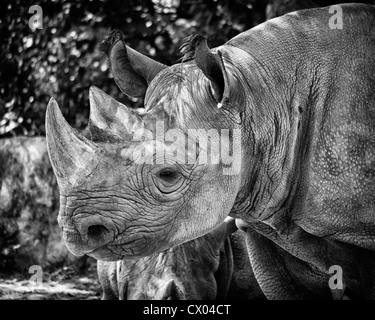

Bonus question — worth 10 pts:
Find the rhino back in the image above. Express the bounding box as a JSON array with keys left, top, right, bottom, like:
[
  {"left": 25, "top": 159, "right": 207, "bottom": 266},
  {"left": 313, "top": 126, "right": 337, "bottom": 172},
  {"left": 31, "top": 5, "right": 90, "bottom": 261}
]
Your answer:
[{"left": 227, "top": 4, "right": 375, "bottom": 69}]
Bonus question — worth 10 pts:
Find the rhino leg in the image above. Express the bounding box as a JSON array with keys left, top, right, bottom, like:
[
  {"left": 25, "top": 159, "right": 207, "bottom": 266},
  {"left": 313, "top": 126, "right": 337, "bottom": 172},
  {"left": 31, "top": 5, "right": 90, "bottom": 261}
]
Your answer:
[
  {"left": 214, "top": 237, "right": 234, "bottom": 299},
  {"left": 245, "top": 228, "right": 332, "bottom": 300},
  {"left": 101, "top": 290, "right": 118, "bottom": 300},
  {"left": 97, "top": 261, "right": 119, "bottom": 300},
  {"left": 331, "top": 288, "right": 347, "bottom": 300},
  {"left": 227, "top": 231, "right": 264, "bottom": 300}
]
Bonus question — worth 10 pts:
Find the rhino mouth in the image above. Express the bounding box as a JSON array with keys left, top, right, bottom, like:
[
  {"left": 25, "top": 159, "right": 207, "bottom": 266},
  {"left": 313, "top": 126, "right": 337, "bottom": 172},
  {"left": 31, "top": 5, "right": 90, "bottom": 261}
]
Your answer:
[
  {"left": 62, "top": 225, "right": 155, "bottom": 261},
  {"left": 86, "top": 243, "right": 154, "bottom": 261},
  {"left": 86, "top": 246, "right": 123, "bottom": 261},
  {"left": 62, "top": 227, "right": 114, "bottom": 258}
]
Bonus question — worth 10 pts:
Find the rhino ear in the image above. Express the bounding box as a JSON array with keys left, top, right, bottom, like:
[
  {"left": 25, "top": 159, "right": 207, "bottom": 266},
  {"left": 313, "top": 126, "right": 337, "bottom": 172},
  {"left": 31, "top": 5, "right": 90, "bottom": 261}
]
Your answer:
[
  {"left": 209, "top": 217, "right": 238, "bottom": 248},
  {"left": 101, "top": 30, "right": 167, "bottom": 98},
  {"left": 209, "top": 223, "right": 227, "bottom": 249},
  {"left": 213, "top": 219, "right": 236, "bottom": 300},
  {"left": 193, "top": 36, "right": 231, "bottom": 107},
  {"left": 223, "top": 217, "right": 238, "bottom": 238}
]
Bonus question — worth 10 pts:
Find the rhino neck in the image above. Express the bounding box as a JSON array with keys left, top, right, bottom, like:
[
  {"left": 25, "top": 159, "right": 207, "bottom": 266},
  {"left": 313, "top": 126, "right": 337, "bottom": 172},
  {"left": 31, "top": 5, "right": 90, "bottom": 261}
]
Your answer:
[
  {"left": 232, "top": 4, "right": 375, "bottom": 233},
  {"left": 224, "top": 43, "right": 310, "bottom": 230},
  {"left": 230, "top": 3, "right": 375, "bottom": 239}
]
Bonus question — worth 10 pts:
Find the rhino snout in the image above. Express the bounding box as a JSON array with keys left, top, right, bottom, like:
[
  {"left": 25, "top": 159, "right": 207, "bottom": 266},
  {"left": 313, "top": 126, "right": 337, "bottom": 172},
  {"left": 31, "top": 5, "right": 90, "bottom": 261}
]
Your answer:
[{"left": 62, "top": 215, "right": 116, "bottom": 257}]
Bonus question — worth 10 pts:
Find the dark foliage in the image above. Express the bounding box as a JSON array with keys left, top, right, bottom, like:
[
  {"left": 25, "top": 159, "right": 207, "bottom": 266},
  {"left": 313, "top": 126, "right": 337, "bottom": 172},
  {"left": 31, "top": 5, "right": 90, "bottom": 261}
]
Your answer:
[
  {"left": 0, "top": 0, "right": 373, "bottom": 137},
  {"left": 0, "top": 0, "right": 266, "bottom": 137}
]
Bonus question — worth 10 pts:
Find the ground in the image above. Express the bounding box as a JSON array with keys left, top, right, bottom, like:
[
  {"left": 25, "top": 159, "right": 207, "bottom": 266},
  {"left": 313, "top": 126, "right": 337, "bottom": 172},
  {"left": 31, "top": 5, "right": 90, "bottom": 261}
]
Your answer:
[{"left": 0, "top": 264, "right": 101, "bottom": 300}]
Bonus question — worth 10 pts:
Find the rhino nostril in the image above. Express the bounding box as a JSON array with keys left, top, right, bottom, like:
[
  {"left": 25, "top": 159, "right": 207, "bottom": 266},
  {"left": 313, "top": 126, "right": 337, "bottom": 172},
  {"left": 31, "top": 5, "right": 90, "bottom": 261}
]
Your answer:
[
  {"left": 75, "top": 216, "right": 115, "bottom": 250},
  {"left": 87, "top": 225, "right": 109, "bottom": 238}
]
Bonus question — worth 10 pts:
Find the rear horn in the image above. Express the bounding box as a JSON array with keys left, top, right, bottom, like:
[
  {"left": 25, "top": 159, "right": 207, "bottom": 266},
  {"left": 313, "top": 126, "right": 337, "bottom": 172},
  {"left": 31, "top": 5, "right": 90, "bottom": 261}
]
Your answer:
[{"left": 88, "top": 86, "right": 144, "bottom": 142}]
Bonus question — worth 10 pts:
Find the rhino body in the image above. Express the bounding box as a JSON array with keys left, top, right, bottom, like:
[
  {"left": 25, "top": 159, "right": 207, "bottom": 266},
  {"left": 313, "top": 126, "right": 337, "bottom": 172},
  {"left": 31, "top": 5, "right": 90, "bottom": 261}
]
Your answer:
[
  {"left": 97, "top": 221, "right": 263, "bottom": 300},
  {"left": 46, "top": 4, "right": 375, "bottom": 299}
]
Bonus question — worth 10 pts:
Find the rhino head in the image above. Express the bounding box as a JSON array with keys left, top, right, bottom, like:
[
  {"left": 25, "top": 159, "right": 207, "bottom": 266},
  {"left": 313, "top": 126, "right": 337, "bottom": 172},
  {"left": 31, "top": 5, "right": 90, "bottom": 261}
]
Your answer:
[
  {"left": 46, "top": 30, "right": 247, "bottom": 261},
  {"left": 115, "top": 219, "right": 237, "bottom": 300}
]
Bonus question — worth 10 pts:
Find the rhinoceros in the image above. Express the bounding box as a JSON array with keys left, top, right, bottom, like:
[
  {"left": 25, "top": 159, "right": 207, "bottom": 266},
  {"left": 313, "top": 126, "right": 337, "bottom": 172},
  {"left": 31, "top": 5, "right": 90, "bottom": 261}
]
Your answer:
[
  {"left": 46, "top": 3, "right": 375, "bottom": 299},
  {"left": 97, "top": 218, "right": 263, "bottom": 300}
]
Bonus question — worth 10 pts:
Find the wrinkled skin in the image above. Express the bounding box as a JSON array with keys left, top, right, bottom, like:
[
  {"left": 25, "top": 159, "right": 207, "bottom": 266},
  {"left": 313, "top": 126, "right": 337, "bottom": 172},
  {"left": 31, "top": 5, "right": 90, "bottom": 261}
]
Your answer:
[
  {"left": 97, "top": 220, "right": 263, "bottom": 300},
  {"left": 46, "top": 4, "right": 375, "bottom": 299}
]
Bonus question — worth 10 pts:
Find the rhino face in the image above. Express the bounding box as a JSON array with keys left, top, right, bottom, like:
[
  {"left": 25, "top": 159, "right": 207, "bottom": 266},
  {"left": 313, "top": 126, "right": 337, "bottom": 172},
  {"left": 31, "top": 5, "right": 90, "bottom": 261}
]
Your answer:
[
  {"left": 116, "top": 220, "right": 235, "bottom": 300},
  {"left": 46, "top": 31, "right": 245, "bottom": 261}
]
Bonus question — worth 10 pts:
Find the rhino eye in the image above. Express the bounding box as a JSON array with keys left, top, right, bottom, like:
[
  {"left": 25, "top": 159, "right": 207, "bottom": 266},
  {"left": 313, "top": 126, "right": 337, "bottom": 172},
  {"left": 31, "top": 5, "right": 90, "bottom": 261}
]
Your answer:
[{"left": 158, "top": 170, "right": 179, "bottom": 183}]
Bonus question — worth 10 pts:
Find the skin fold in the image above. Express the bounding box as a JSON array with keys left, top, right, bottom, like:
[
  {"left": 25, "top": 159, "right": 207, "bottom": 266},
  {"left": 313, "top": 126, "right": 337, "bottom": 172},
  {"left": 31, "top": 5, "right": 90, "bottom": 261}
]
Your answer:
[{"left": 46, "top": 4, "right": 375, "bottom": 299}]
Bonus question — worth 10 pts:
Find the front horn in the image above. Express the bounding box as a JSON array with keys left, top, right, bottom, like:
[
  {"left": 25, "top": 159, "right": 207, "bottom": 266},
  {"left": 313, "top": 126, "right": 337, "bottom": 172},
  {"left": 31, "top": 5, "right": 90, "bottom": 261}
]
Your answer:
[{"left": 46, "top": 98, "right": 100, "bottom": 191}]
